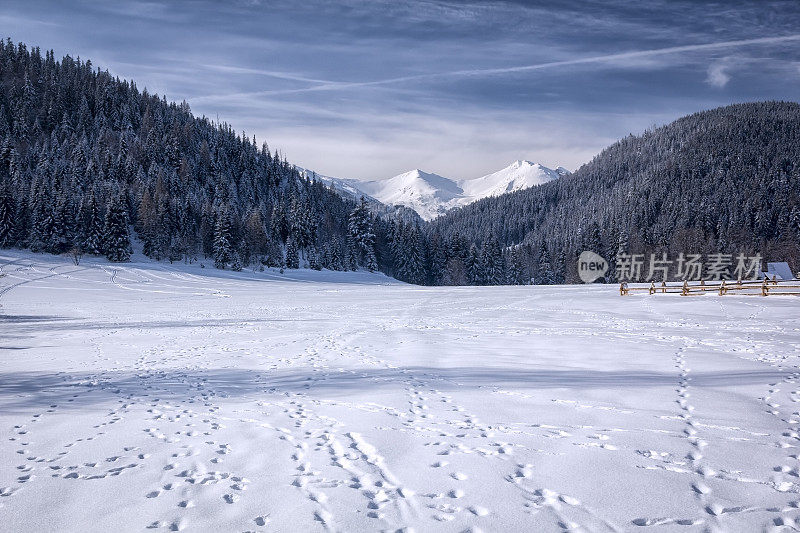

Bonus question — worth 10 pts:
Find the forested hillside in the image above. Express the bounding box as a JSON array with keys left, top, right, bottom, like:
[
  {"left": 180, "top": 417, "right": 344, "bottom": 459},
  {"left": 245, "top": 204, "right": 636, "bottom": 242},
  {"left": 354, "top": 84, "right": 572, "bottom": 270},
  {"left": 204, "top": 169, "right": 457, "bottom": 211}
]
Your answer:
[
  {"left": 430, "top": 101, "right": 800, "bottom": 283},
  {"left": 1, "top": 39, "right": 798, "bottom": 286},
  {"left": 0, "top": 40, "right": 400, "bottom": 275}
]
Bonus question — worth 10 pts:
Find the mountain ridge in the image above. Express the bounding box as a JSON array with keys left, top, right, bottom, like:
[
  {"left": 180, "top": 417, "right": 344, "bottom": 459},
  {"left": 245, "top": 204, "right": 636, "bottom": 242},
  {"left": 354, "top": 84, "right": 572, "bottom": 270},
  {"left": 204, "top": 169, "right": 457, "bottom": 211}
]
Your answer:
[{"left": 301, "top": 160, "right": 569, "bottom": 221}]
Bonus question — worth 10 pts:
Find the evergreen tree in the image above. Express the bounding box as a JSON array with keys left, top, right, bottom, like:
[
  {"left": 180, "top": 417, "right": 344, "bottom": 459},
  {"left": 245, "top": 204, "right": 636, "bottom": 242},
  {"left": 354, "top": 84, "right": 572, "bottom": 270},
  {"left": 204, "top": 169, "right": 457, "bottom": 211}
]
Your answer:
[
  {"left": 28, "top": 187, "right": 52, "bottom": 252},
  {"left": 428, "top": 232, "right": 448, "bottom": 285},
  {"left": 243, "top": 209, "right": 267, "bottom": 262},
  {"left": 584, "top": 222, "right": 602, "bottom": 254},
  {"left": 48, "top": 192, "right": 73, "bottom": 254},
  {"left": 330, "top": 237, "right": 344, "bottom": 271},
  {"left": 265, "top": 237, "right": 283, "bottom": 268},
  {"left": 466, "top": 243, "right": 482, "bottom": 285},
  {"left": 12, "top": 195, "right": 28, "bottom": 248},
  {"left": 83, "top": 193, "right": 104, "bottom": 255},
  {"left": 481, "top": 237, "right": 505, "bottom": 285},
  {"left": 307, "top": 245, "right": 322, "bottom": 270},
  {"left": 393, "top": 222, "right": 425, "bottom": 284},
  {"left": 507, "top": 246, "right": 525, "bottom": 285},
  {"left": 103, "top": 197, "right": 131, "bottom": 262},
  {"left": 230, "top": 251, "right": 243, "bottom": 272},
  {"left": 405, "top": 226, "right": 426, "bottom": 283},
  {"left": 348, "top": 197, "right": 377, "bottom": 271},
  {"left": 554, "top": 248, "right": 567, "bottom": 284},
  {"left": 285, "top": 237, "right": 299, "bottom": 269},
  {"left": 0, "top": 186, "right": 13, "bottom": 247},
  {"left": 537, "top": 243, "right": 554, "bottom": 285},
  {"left": 213, "top": 209, "right": 233, "bottom": 269}
]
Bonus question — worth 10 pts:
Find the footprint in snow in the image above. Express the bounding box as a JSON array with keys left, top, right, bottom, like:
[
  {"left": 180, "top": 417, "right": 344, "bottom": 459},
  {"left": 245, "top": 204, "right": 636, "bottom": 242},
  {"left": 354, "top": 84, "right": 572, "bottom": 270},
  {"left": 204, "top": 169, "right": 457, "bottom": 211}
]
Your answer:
[{"left": 469, "top": 505, "right": 489, "bottom": 516}]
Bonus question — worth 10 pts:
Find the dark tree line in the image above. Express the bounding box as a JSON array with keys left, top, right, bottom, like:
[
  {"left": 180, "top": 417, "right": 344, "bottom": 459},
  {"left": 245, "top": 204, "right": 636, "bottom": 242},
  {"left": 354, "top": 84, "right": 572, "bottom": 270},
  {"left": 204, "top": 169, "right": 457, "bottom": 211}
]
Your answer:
[
  {"left": 430, "top": 101, "right": 800, "bottom": 283},
  {"left": 0, "top": 40, "right": 393, "bottom": 274},
  {"left": 1, "top": 39, "right": 798, "bottom": 285}
]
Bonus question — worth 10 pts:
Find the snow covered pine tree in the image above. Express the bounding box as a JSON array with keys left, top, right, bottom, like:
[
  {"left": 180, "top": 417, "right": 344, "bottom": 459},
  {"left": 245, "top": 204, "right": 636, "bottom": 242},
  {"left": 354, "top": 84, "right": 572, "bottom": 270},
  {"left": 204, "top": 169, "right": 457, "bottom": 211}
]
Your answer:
[
  {"left": 347, "top": 197, "right": 378, "bottom": 272},
  {"left": 103, "top": 197, "right": 131, "bottom": 262}
]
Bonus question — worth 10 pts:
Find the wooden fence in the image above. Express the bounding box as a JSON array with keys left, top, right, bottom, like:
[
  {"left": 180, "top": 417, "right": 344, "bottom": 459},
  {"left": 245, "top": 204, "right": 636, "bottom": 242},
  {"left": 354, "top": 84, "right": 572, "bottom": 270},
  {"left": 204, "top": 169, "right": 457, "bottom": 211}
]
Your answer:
[{"left": 619, "top": 277, "right": 800, "bottom": 296}]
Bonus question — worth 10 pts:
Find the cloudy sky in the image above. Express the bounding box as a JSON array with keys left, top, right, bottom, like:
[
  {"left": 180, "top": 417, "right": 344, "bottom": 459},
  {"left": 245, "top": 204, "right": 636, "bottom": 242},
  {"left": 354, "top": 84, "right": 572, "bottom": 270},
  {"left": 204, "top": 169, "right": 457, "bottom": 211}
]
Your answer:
[{"left": 4, "top": 1, "right": 800, "bottom": 180}]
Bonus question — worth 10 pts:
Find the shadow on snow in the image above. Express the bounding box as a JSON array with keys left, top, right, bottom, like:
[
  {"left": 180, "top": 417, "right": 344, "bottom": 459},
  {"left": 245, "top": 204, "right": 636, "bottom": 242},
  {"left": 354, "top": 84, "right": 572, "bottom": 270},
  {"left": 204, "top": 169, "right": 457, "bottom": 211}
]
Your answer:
[{"left": 0, "top": 366, "right": 786, "bottom": 411}]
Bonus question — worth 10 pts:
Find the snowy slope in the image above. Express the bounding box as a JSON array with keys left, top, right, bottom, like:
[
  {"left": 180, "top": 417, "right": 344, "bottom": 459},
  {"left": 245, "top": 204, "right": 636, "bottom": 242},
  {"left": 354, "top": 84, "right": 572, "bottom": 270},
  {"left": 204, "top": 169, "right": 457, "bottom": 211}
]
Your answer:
[
  {"left": 295, "top": 167, "right": 376, "bottom": 203},
  {"left": 459, "top": 160, "right": 568, "bottom": 200},
  {"left": 357, "top": 169, "right": 466, "bottom": 221},
  {"left": 296, "top": 167, "right": 423, "bottom": 222},
  {"left": 357, "top": 161, "right": 568, "bottom": 221},
  {"left": 1, "top": 249, "right": 799, "bottom": 532}
]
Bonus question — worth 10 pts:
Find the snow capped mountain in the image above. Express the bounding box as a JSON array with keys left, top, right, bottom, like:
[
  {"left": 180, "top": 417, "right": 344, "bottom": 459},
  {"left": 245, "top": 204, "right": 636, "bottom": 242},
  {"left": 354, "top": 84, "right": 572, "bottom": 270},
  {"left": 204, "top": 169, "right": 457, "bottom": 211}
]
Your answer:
[
  {"left": 357, "top": 169, "right": 465, "bottom": 221},
  {"left": 459, "top": 160, "right": 567, "bottom": 201},
  {"left": 362, "top": 161, "right": 569, "bottom": 221},
  {"left": 298, "top": 161, "right": 569, "bottom": 221},
  {"left": 295, "top": 167, "right": 422, "bottom": 222}
]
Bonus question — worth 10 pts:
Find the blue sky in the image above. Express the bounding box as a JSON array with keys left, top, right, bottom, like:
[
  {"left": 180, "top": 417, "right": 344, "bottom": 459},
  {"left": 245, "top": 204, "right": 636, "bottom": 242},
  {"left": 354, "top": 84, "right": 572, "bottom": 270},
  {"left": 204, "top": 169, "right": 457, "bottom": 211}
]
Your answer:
[{"left": 4, "top": 1, "right": 800, "bottom": 180}]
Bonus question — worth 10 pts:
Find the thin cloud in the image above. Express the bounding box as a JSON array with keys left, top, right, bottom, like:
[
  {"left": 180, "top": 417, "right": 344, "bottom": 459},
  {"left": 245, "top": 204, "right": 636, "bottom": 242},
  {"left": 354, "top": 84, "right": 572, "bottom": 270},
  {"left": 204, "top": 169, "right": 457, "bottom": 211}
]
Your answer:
[
  {"left": 0, "top": 13, "right": 60, "bottom": 27},
  {"left": 7, "top": 0, "right": 800, "bottom": 180},
  {"left": 192, "top": 34, "right": 800, "bottom": 103},
  {"left": 201, "top": 64, "right": 332, "bottom": 84}
]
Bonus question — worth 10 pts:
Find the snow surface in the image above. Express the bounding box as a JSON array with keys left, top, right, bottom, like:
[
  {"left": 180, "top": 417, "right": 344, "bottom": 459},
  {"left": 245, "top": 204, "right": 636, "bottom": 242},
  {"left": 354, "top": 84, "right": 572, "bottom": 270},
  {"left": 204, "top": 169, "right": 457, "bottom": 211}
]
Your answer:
[
  {"left": 300, "top": 161, "right": 568, "bottom": 221},
  {"left": 2, "top": 250, "right": 800, "bottom": 532}
]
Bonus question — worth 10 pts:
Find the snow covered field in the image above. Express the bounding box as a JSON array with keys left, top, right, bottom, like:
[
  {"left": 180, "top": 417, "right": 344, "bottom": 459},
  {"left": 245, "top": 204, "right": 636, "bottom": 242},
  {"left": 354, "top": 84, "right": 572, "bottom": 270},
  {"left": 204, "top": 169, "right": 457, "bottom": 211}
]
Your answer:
[{"left": 1, "top": 251, "right": 799, "bottom": 532}]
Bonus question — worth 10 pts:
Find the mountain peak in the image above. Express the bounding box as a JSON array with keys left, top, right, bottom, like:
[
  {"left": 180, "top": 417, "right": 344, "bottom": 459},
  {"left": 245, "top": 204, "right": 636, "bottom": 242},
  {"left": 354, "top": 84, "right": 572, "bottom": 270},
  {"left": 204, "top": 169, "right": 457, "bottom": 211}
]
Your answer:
[
  {"left": 352, "top": 161, "right": 565, "bottom": 220},
  {"left": 457, "top": 160, "right": 562, "bottom": 204},
  {"left": 304, "top": 160, "right": 568, "bottom": 221},
  {"left": 355, "top": 169, "right": 462, "bottom": 221}
]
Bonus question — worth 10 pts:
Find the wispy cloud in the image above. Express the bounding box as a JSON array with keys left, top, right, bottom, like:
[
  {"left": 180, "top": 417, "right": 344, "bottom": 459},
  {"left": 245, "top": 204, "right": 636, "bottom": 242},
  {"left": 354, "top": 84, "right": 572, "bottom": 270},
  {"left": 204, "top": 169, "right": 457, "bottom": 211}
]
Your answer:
[
  {"left": 5, "top": 0, "right": 800, "bottom": 180},
  {"left": 201, "top": 64, "right": 332, "bottom": 84},
  {"left": 193, "top": 34, "right": 800, "bottom": 103},
  {"left": 0, "top": 13, "right": 59, "bottom": 27}
]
